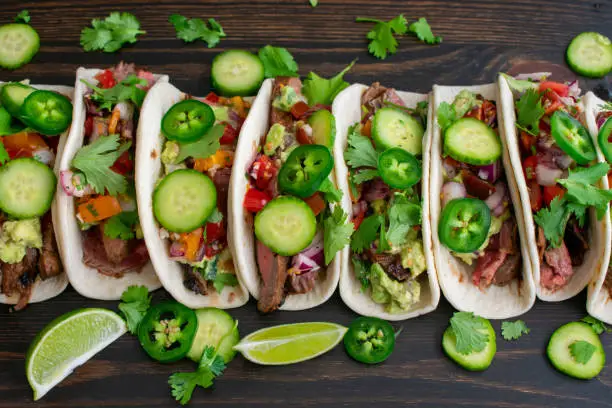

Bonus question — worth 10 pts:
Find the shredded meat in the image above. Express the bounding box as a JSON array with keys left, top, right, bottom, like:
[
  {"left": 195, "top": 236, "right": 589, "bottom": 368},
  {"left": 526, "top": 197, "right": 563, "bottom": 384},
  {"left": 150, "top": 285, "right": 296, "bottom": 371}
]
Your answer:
[
  {"left": 1, "top": 248, "right": 39, "bottom": 311},
  {"left": 473, "top": 251, "right": 508, "bottom": 288},
  {"left": 540, "top": 242, "right": 573, "bottom": 291},
  {"left": 386, "top": 261, "right": 411, "bottom": 282},
  {"left": 287, "top": 271, "right": 317, "bottom": 294},
  {"left": 212, "top": 167, "right": 232, "bottom": 214},
  {"left": 256, "top": 240, "right": 288, "bottom": 313},
  {"left": 38, "top": 215, "right": 62, "bottom": 279},
  {"left": 564, "top": 219, "right": 588, "bottom": 267}
]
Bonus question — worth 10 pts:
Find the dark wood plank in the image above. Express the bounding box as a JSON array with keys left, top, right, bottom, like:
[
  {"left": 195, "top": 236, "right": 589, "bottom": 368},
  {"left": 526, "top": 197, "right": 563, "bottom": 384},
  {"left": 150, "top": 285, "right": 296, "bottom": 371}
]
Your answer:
[{"left": 1, "top": 0, "right": 612, "bottom": 406}]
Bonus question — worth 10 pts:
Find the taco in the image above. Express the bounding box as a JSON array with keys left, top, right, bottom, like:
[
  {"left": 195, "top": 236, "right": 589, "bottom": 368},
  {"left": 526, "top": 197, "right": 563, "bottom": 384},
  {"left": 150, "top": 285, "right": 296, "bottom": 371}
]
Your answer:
[
  {"left": 229, "top": 77, "right": 351, "bottom": 313},
  {"left": 56, "top": 63, "right": 166, "bottom": 300},
  {"left": 583, "top": 92, "right": 612, "bottom": 323},
  {"left": 499, "top": 74, "right": 611, "bottom": 302},
  {"left": 0, "top": 82, "right": 72, "bottom": 310},
  {"left": 333, "top": 82, "right": 440, "bottom": 321},
  {"left": 135, "top": 82, "right": 249, "bottom": 309},
  {"left": 430, "top": 84, "right": 535, "bottom": 319}
]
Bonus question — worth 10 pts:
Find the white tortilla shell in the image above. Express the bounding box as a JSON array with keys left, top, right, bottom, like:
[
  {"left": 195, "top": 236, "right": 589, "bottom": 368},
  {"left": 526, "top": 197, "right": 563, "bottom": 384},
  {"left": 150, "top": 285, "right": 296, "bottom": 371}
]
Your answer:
[
  {"left": 430, "top": 84, "right": 536, "bottom": 319},
  {"left": 499, "top": 77, "right": 610, "bottom": 302},
  {"left": 0, "top": 83, "right": 72, "bottom": 305},
  {"left": 136, "top": 81, "right": 249, "bottom": 309},
  {"left": 332, "top": 83, "right": 440, "bottom": 321},
  {"left": 228, "top": 78, "right": 340, "bottom": 310},
  {"left": 55, "top": 68, "right": 166, "bottom": 300},
  {"left": 584, "top": 92, "right": 612, "bottom": 323}
]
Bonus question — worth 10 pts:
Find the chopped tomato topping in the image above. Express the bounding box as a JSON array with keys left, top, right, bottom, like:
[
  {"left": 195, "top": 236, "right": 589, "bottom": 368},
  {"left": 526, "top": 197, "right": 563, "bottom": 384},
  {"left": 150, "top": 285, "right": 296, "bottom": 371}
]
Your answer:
[
  {"left": 543, "top": 185, "right": 566, "bottom": 207},
  {"left": 204, "top": 92, "right": 220, "bottom": 104},
  {"left": 481, "top": 100, "right": 496, "bottom": 125},
  {"left": 111, "top": 150, "right": 133, "bottom": 175},
  {"left": 95, "top": 69, "right": 116, "bottom": 89},
  {"left": 205, "top": 221, "right": 225, "bottom": 243},
  {"left": 303, "top": 193, "right": 326, "bottom": 216},
  {"left": 2, "top": 132, "right": 48, "bottom": 159},
  {"left": 523, "top": 156, "right": 538, "bottom": 181},
  {"left": 527, "top": 180, "right": 543, "bottom": 212},
  {"left": 520, "top": 131, "right": 537, "bottom": 155},
  {"left": 254, "top": 155, "right": 277, "bottom": 190},
  {"left": 353, "top": 210, "right": 365, "bottom": 230},
  {"left": 219, "top": 124, "right": 238, "bottom": 145},
  {"left": 84, "top": 116, "right": 93, "bottom": 139},
  {"left": 290, "top": 101, "right": 310, "bottom": 119},
  {"left": 243, "top": 188, "right": 271, "bottom": 213},
  {"left": 539, "top": 81, "right": 569, "bottom": 98},
  {"left": 296, "top": 125, "right": 313, "bottom": 145}
]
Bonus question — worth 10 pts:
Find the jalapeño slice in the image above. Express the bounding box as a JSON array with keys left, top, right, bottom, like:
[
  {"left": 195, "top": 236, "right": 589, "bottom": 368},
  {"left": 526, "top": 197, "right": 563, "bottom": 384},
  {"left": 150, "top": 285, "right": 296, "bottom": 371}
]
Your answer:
[
  {"left": 377, "top": 147, "right": 422, "bottom": 189},
  {"left": 277, "top": 144, "right": 333, "bottom": 198},
  {"left": 161, "top": 99, "right": 215, "bottom": 143},
  {"left": 550, "top": 110, "right": 596, "bottom": 165},
  {"left": 597, "top": 116, "right": 612, "bottom": 164},
  {"left": 343, "top": 316, "right": 395, "bottom": 364},
  {"left": 438, "top": 198, "right": 491, "bottom": 253},
  {"left": 20, "top": 90, "right": 72, "bottom": 135}
]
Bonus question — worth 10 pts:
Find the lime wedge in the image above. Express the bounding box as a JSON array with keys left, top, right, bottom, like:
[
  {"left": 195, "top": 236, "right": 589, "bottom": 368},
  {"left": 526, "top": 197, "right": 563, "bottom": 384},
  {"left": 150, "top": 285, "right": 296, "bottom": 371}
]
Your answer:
[
  {"left": 233, "top": 322, "right": 347, "bottom": 365},
  {"left": 26, "top": 308, "right": 127, "bottom": 400}
]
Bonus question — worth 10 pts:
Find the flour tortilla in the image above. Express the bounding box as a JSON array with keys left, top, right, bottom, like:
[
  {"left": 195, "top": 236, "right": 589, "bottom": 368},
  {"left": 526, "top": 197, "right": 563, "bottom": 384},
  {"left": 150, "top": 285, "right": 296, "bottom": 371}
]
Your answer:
[
  {"left": 498, "top": 77, "right": 610, "bottom": 302},
  {"left": 55, "top": 68, "right": 165, "bottom": 300},
  {"left": 332, "top": 83, "right": 440, "bottom": 321},
  {"left": 430, "top": 83, "right": 536, "bottom": 319},
  {"left": 583, "top": 92, "right": 612, "bottom": 323},
  {"left": 228, "top": 78, "right": 340, "bottom": 310},
  {"left": 0, "top": 83, "right": 72, "bottom": 306},
  {"left": 135, "top": 81, "right": 248, "bottom": 309}
]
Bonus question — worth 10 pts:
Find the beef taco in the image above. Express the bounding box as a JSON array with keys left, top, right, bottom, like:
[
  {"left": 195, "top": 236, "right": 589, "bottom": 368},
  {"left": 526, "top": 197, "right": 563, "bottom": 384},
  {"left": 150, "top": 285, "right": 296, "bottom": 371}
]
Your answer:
[
  {"left": 430, "top": 84, "right": 536, "bottom": 319},
  {"left": 136, "top": 81, "right": 249, "bottom": 309},
  {"left": 0, "top": 82, "right": 72, "bottom": 310},
  {"left": 333, "top": 82, "right": 440, "bottom": 321},
  {"left": 499, "top": 74, "right": 611, "bottom": 302},
  {"left": 229, "top": 77, "right": 351, "bottom": 313},
  {"left": 56, "top": 64, "right": 166, "bottom": 300}
]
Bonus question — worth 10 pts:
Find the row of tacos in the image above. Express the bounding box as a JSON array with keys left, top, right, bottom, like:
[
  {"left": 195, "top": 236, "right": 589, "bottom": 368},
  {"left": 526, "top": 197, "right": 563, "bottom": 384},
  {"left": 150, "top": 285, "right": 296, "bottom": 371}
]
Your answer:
[{"left": 3, "top": 64, "right": 612, "bottom": 323}]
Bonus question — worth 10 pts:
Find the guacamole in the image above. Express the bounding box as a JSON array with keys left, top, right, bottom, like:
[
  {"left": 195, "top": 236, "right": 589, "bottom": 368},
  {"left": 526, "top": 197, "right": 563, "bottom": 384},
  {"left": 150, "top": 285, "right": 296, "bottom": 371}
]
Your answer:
[
  {"left": 370, "top": 263, "right": 421, "bottom": 314},
  {"left": 272, "top": 86, "right": 303, "bottom": 112},
  {"left": 264, "top": 123, "right": 285, "bottom": 156},
  {"left": 161, "top": 141, "right": 180, "bottom": 165},
  {"left": 400, "top": 229, "right": 427, "bottom": 278},
  {"left": 453, "top": 90, "right": 481, "bottom": 118},
  {"left": 0, "top": 218, "right": 43, "bottom": 264}
]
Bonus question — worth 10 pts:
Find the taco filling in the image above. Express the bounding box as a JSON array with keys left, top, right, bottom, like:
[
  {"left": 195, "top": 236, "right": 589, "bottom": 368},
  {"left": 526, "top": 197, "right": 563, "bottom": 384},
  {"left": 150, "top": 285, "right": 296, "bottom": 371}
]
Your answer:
[
  {"left": 345, "top": 82, "right": 428, "bottom": 314},
  {"left": 436, "top": 90, "right": 522, "bottom": 288},
  {"left": 509, "top": 75, "right": 612, "bottom": 291},
  {"left": 243, "top": 76, "right": 351, "bottom": 313},
  {"left": 0, "top": 82, "right": 71, "bottom": 309},
  {"left": 63, "top": 63, "right": 157, "bottom": 278},
  {"left": 154, "top": 92, "right": 250, "bottom": 296}
]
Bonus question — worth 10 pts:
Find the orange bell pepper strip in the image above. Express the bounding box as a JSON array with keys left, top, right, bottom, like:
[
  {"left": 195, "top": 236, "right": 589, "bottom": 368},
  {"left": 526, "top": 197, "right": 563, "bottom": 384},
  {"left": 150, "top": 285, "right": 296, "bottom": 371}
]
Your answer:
[
  {"left": 303, "top": 193, "right": 326, "bottom": 216},
  {"left": 230, "top": 96, "right": 246, "bottom": 118},
  {"left": 194, "top": 150, "right": 234, "bottom": 172},
  {"left": 180, "top": 227, "right": 203, "bottom": 261},
  {"left": 108, "top": 108, "right": 121, "bottom": 135},
  {"left": 362, "top": 120, "right": 372, "bottom": 137},
  {"left": 77, "top": 195, "right": 122, "bottom": 224}
]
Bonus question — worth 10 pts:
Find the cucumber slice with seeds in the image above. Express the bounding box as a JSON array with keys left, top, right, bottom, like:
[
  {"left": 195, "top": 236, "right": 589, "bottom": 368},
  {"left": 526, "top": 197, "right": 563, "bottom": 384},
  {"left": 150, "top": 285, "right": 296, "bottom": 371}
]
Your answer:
[
  {"left": 308, "top": 109, "right": 336, "bottom": 149},
  {"left": 187, "top": 308, "right": 239, "bottom": 364},
  {"left": 444, "top": 117, "right": 501, "bottom": 165},
  {"left": 372, "top": 107, "right": 424, "bottom": 155},
  {"left": 566, "top": 32, "right": 612, "bottom": 78},
  {"left": 0, "top": 158, "right": 56, "bottom": 219},
  {"left": 547, "top": 322, "right": 605, "bottom": 380},
  {"left": 442, "top": 318, "right": 496, "bottom": 371},
  {"left": 0, "top": 24, "right": 40, "bottom": 70},
  {"left": 1, "top": 82, "right": 36, "bottom": 117},
  {"left": 211, "top": 50, "right": 264, "bottom": 97}
]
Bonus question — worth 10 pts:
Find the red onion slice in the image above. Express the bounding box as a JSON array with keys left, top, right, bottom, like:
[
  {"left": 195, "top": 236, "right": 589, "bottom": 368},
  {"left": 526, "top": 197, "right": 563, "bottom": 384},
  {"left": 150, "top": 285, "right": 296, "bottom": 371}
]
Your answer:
[
  {"left": 292, "top": 253, "right": 321, "bottom": 274},
  {"left": 60, "top": 170, "right": 75, "bottom": 196},
  {"left": 485, "top": 182, "right": 505, "bottom": 212},
  {"left": 476, "top": 161, "right": 501, "bottom": 183}
]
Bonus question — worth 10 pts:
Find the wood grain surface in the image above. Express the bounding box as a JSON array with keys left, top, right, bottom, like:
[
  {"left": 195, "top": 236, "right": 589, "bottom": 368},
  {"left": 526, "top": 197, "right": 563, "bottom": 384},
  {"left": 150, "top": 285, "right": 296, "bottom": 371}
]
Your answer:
[{"left": 1, "top": 0, "right": 612, "bottom": 407}]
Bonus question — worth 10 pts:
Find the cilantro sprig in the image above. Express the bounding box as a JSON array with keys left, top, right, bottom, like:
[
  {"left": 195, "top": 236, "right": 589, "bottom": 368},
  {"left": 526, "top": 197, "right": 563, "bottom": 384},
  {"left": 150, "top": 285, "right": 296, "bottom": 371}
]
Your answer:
[
  {"left": 344, "top": 124, "right": 379, "bottom": 170},
  {"left": 104, "top": 211, "right": 139, "bottom": 240},
  {"left": 169, "top": 346, "right": 226, "bottom": 405},
  {"left": 80, "top": 12, "right": 145, "bottom": 53},
  {"left": 569, "top": 340, "right": 597, "bottom": 365},
  {"left": 175, "top": 124, "right": 225, "bottom": 162},
  {"left": 169, "top": 14, "right": 225, "bottom": 48},
  {"left": 409, "top": 18, "right": 442, "bottom": 45},
  {"left": 83, "top": 74, "right": 148, "bottom": 111},
  {"left": 581, "top": 316, "right": 611, "bottom": 335},
  {"left": 302, "top": 59, "right": 356, "bottom": 106},
  {"left": 323, "top": 206, "right": 354, "bottom": 265},
  {"left": 14, "top": 10, "right": 30, "bottom": 24},
  {"left": 501, "top": 320, "right": 530, "bottom": 341},
  {"left": 515, "top": 88, "right": 545, "bottom": 136},
  {"left": 258, "top": 45, "right": 299, "bottom": 78},
  {"left": 449, "top": 312, "right": 490, "bottom": 355},
  {"left": 118, "top": 285, "right": 151, "bottom": 334}
]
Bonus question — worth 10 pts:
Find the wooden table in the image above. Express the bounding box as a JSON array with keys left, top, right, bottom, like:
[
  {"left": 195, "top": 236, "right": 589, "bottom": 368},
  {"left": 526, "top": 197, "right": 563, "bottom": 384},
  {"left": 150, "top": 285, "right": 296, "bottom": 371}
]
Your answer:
[{"left": 1, "top": 0, "right": 612, "bottom": 406}]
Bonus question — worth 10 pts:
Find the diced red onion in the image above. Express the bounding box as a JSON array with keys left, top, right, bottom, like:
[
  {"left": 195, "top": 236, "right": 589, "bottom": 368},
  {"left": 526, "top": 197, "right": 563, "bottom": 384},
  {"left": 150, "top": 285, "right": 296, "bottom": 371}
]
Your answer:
[
  {"left": 302, "top": 231, "right": 324, "bottom": 267},
  {"left": 441, "top": 182, "right": 467, "bottom": 207},
  {"left": 597, "top": 115, "right": 610, "bottom": 130},
  {"left": 292, "top": 253, "right": 321, "bottom": 274},
  {"left": 559, "top": 96, "right": 576, "bottom": 106},
  {"left": 119, "top": 195, "right": 137, "bottom": 212},
  {"left": 567, "top": 80, "right": 581, "bottom": 98},
  {"left": 514, "top": 72, "right": 551, "bottom": 81},
  {"left": 485, "top": 182, "right": 506, "bottom": 216},
  {"left": 60, "top": 170, "right": 93, "bottom": 197},
  {"left": 169, "top": 241, "right": 186, "bottom": 258},
  {"left": 60, "top": 170, "right": 75, "bottom": 196},
  {"left": 300, "top": 123, "right": 313, "bottom": 138},
  {"left": 536, "top": 162, "right": 563, "bottom": 186},
  {"left": 33, "top": 148, "right": 55, "bottom": 166},
  {"left": 228, "top": 109, "right": 241, "bottom": 126},
  {"left": 476, "top": 161, "right": 501, "bottom": 183}
]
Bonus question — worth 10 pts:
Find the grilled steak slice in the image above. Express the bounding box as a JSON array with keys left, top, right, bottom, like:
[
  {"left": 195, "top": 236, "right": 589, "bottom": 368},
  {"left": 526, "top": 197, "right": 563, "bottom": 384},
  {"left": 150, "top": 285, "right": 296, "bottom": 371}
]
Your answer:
[
  {"left": 256, "top": 240, "right": 288, "bottom": 313},
  {"left": 488, "top": 220, "right": 517, "bottom": 254},
  {"left": 101, "top": 223, "right": 130, "bottom": 265},
  {"left": 184, "top": 265, "right": 209, "bottom": 295},
  {"left": 38, "top": 215, "right": 62, "bottom": 279},
  {"left": 1, "top": 248, "right": 39, "bottom": 310},
  {"left": 473, "top": 250, "right": 507, "bottom": 288},
  {"left": 386, "top": 260, "right": 411, "bottom": 282},
  {"left": 492, "top": 254, "right": 521, "bottom": 286},
  {"left": 541, "top": 242, "right": 573, "bottom": 291},
  {"left": 82, "top": 229, "right": 149, "bottom": 277}
]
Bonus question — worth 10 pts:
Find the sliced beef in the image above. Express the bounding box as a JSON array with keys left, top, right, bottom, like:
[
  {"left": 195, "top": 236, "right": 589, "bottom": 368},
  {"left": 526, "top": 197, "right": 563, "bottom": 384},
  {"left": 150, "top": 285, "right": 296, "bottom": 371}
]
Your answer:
[
  {"left": 287, "top": 270, "right": 317, "bottom": 294},
  {"left": 366, "top": 250, "right": 395, "bottom": 270},
  {"left": 492, "top": 254, "right": 521, "bottom": 286},
  {"left": 117, "top": 118, "right": 134, "bottom": 140},
  {"left": 82, "top": 229, "right": 149, "bottom": 278},
  {"left": 472, "top": 251, "right": 508, "bottom": 288},
  {"left": 488, "top": 220, "right": 517, "bottom": 254},
  {"left": 1, "top": 248, "right": 39, "bottom": 311},
  {"left": 361, "top": 82, "right": 387, "bottom": 112},
  {"left": 541, "top": 242, "right": 573, "bottom": 291},
  {"left": 183, "top": 265, "right": 209, "bottom": 295},
  {"left": 256, "top": 240, "right": 288, "bottom": 313},
  {"left": 384, "top": 88, "right": 405, "bottom": 107},
  {"left": 212, "top": 167, "right": 232, "bottom": 214},
  {"left": 38, "top": 215, "right": 62, "bottom": 279},
  {"left": 386, "top": 261, "right": 411, "bottom": 282},
  {"left": 461, "top": 169, "right": 496, "bottom": 200},
  {"left": 101, "top": 223, "right": 130, "bottom": 264}
]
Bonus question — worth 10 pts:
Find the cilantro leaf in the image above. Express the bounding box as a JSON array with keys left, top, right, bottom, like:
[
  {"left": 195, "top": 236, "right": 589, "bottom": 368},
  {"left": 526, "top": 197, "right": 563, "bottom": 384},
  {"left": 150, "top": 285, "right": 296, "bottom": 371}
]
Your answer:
[
  {"left": 118, "top": 285, "right": 151, "bottom": 334},
  {"left": 515, "top": 89, "right": 545, "bottom": 136},
  {"left": 437, "top": 102, "right": 457, "bottom": 130},
  {"left": 169, "top": 14, "right": 226, "bottom": 47},
  {"left": 309, "top": 0, "right": 318, "bottom": 6},
  {"left": 0, "top": 140, "right": 9, "bottom": 165},
  {"left": 323, "top": 205, "right": 354, "bottom": 264},
  {"left": 14, "top": 10, "right": 30, "bottom": 24},
  {"left": 169, "top": 346, "right": 225, "bottom": 405},
  {"left": 567, "top": 202, "right": 587, "bottom": 227},
  {"left": 71, "top": 134, "right": 130, "bottom": 195},
  {"left": 344, "top": 124, "right": 379, "bottom": 169},
  {"left": 581, "top": 316, "right": 611, "bottom": 335},
  {"left": 351, "top": 256, "right": 370, "bottom": 291},
  {"left": 351, "top": 214, "right": 383, "bottom": 253},
  {"left": 449, "top": 312, "right": 490, "bottom": 355},
  {"left": 352, "top": 169, "right": 379, "bottom": 185},
  {"left": 258, "top": 45, "right": 299, "bottom": 78},
  {"left": 386, "top": 196, "right": 421, "bottom": 247},
  {"left": 80, "top": 12, "right": 145, "bottom": 53},
  {"left": 212, "top": 273, "right": 239, "bottom": 293},
  {"left": 83, "top": 75, "right": 147, "bottom": 111},
  {"left": 302, "top": 59, "right": 356, "bottom": 106},
  {"left": 408, "top": 17, "right": 442, "bottom": 45},
  {"left": 501, "top": 320, "right": 530, "bottom": 341},
  {"left": 318, "top": 178, "right": 342, "bottom": 202},
  {"left": 103, "top": 211, "right": 139, "bottom": 240},
  {"left": 356, "top": 15, "right": 407, "bottom": 59},
  {"left": 558, "top": 163, "right": 612, "bottom": 219},
  {"left": 199, "top": 346, "right": 227, "bottom": 376},
  {"left": 534, "top": 196, "right": 570, "bottom": 248},
  {"left": 176, "top": 124, "right": 225, "bottom": 162},
  {"left": 569, "top": 340, "right": 597, "bottom": 365}
]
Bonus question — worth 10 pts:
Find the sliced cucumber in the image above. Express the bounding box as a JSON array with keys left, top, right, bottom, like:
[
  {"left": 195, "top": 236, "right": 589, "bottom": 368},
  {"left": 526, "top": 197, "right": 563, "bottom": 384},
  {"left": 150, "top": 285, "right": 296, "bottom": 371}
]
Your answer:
[
  {"left": 566, "top": 32, "right": 612, "bottom": 78},
  {"left": 0, "top": 158, "right": 56, "bottom": 219},
  {"left": 444, "top": 117, "right": 501, "bottom": 165},
  {"left": 547, "top": 322, "right": 605, "bottom": 380},
  {"left": 372, "top": 107, "right": 424, "bottom": 155},
  {"left": 187, "top": 308, "right": 239, "bottom": 363},
  {"left": 153, "top": 169, "right": 217, "bottom": 233},
  {"left": 442, "top": 319, "right": 496, "bottom": 371},
  {"left": 1, "top": 82, "right": 35, "bottom": 117},
  {"left": 308, "top": 109, "right": 336, "bottom": 149},
  {"left": 0, "top": 24, "right": 40, "bottom": 70},
  {"left": 254, "top": 196, "right": 317, "bottom": 256},
  {"left": 211, "top": 50, "right": 264, "bottom": 97}
]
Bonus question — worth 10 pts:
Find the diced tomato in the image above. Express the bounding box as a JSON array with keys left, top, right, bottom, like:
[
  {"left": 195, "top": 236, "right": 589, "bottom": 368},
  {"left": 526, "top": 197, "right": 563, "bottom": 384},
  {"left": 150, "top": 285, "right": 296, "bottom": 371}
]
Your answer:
[
  {"left": 204, "top": 92, "right": 220, "bottom": 104},
  {"left": 296, "top": 125, "right": 313, "bottom": 145},
  {"left": 542, "top": 90, "right": 564, "bottom": 115},
  {"left": 84, "top": 116, "right": 93, "bottom": 139},
  {"left": 255, "top": 155, "right": 277, "bottom": 190},
  {"left": 520, "top": 131, "right": 536, "bottom": 154},
  {"left": 539, "top": 81, "right": 569, "bottom": 98},
  {"left": 481, "top": 100, "right": 496, "bottom": 125},
  {"left": 608, "top": 172, "right": 612, "bottom": 189},
  {"left": 219, "top": 123, "right": 238, "bottom": 145},
  {"left": 111, "top": 150, "right": 133, "bottom": 175},
  {"left": 543, "top": 185, "right": 566, "bottom": 207},
  {"left": 2, "top": 132, "right": 48, "bottom": 156},
  {"left": 353, "top": 211, "right": 365, "bottom": 231},
  {"left": 523, "top": 156, "right": 538, "bottom": 181},
  {"left": 290, "top": 101, "right": 310, "bottom": 119},
  {"left": 465, "top": 105, "right": 483, "bottom": 121},
  {"left": 527, "top": 180, "right": 543, "bottom": 212},
  {"left": 95, "top": 69, "right": 116, "bottom": 89},
  {"left": 243, "top": 188, "right": 271, "bottom": 213},
  {"left": 303, "top": 193, "right": 326, "bottom": 216},
  {"left": 362, "top": 120, "right": 372, "bottom": 137},
  {"left": 205, "top": 221, "right": 225, "bottom": 243}
]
